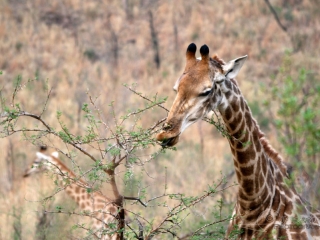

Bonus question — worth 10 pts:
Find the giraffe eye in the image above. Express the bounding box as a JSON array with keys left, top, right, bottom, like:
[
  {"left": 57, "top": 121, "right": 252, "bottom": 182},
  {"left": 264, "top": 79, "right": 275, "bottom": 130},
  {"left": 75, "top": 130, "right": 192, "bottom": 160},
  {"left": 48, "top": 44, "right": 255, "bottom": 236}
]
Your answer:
[{"left": 198, "top": 89, "right": 212, "bottom": 97}]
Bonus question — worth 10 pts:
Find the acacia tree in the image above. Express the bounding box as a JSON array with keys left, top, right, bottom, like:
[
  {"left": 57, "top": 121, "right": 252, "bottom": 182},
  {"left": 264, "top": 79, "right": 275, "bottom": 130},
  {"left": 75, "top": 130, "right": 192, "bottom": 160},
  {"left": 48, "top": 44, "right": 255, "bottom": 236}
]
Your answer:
[{"left": 0, "top": 72, "right": 237, "bottom": 239}]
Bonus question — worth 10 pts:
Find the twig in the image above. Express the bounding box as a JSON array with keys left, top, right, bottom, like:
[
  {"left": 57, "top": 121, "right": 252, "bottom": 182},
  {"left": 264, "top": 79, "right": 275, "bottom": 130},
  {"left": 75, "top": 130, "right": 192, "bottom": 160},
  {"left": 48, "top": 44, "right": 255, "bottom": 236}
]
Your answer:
[
  {"left": 191, "top": 217, "right": 230, "bottom": 237},
  {"left": 39, "top": 88, "right": 52, "bottom": 118},
  {"left": 123, "top": 196, "right": 147, "bottom": 207},
  {"left": 14, "top": 111, "right": 51, "bottom": 130},
  {"left": 124, "top": 84, "right": 169, "bottom": 112}
]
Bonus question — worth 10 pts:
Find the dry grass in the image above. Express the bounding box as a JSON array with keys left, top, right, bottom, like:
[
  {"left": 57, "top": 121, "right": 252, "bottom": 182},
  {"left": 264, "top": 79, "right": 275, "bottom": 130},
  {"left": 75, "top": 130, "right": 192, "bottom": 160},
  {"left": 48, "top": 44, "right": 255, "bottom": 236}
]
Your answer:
[{"left": 0, "top": 0, "right": 319, "bottom": 238}]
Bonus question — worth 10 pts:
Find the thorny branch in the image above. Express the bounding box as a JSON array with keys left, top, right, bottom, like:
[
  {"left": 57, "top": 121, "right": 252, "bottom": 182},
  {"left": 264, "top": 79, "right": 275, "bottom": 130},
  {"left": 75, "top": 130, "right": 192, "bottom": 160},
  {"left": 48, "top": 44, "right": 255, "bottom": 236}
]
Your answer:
[
  {"left": 34, "top": 209, "right": 119, "bottom": 239},
  {"left": 143, "top": 178, "right": 238, "bottom": 238},
  {"left": 1, "top": 81, "right": 173, "bottom": 233},
  {"left": 0, "top": 80, "right": 237, "bottom": 239},
  {"left": 124, "top": 84, "right": 169, "bottom": 113}
]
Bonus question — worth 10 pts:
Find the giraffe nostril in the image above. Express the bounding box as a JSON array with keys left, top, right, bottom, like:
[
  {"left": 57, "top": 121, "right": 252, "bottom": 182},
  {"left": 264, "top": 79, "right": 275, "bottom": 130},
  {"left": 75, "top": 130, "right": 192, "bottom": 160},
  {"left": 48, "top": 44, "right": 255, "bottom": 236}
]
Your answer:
[{"left": 162, "top": 123, "right": 172, "bottom": 131}]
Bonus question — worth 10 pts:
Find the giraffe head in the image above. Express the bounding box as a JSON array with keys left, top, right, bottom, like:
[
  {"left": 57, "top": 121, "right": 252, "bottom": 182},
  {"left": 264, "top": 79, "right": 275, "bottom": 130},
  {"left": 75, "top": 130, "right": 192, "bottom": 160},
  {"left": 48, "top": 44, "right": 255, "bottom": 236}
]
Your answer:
[
  {"left": 23, "top": 150, "right": 59, "bottom": 177},
  {"left": 156, "top": 43, "right": 247, "bottom": 147}
]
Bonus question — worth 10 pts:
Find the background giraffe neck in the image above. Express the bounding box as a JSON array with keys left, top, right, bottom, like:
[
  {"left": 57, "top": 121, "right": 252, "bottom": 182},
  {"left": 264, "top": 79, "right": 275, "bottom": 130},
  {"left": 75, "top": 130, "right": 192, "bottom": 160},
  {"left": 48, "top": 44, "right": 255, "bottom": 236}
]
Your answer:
[
  {"left": 217, "top": 79, "right": 275, "bottom": 211},
  {"left": 47, "top": 156, "right": 94, "bottom": 207},
  {"left": 42, "top": 155, "right": 119, "bottom": 239}
]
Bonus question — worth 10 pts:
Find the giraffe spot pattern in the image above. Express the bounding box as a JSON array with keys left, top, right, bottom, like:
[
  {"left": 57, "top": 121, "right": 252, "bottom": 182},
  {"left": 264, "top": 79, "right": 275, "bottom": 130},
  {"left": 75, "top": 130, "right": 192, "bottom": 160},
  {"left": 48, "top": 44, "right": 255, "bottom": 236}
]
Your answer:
[
  {"left": 242, "top": 179, "right": 254, "bottom": 195},
  {"left": 224, "top": 106, "right": 232, "bottom": 121},
  {"left": 240, "top": 164, "right": 254, "bottom": 177},
  {"left": 230, "top": 98, "right": 240, "bottom": 112},
  {"left": 161, "top": 47, "right": 320, "bottom": 239}
]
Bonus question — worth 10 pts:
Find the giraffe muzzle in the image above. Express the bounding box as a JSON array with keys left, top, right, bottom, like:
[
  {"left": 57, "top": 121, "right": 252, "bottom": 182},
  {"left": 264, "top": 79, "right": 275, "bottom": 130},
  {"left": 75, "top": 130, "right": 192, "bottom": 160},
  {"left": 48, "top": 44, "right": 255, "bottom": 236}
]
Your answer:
[
  {"left": 156, "top": 120, "right": 181, "bottom": 147},
  {"left": 160, "top": 136, "right": 179, "bottom": 147},
  {"left": 156, "top": 131, "right": 180, "bottom": 147}
]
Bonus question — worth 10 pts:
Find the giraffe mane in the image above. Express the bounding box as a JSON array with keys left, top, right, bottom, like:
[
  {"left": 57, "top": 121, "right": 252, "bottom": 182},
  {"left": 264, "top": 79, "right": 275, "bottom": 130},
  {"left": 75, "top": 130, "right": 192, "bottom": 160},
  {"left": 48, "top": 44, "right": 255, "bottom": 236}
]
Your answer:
[
  {"left": 252, "top": 117, "right": 289, "bottom": 177},
  {"left": 210, "top": 54, "right": 225, "bottom": 72},
  {"left": 212, "top": 54, "right": 225, "bottom": 65}
]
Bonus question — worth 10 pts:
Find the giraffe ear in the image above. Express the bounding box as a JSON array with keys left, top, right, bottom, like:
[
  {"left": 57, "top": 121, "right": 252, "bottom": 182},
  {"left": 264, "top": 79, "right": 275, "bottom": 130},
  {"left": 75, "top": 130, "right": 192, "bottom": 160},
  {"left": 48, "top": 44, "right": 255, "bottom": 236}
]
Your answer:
[{"left": 223, "top": 55, "right": 247, "bottom": 79}]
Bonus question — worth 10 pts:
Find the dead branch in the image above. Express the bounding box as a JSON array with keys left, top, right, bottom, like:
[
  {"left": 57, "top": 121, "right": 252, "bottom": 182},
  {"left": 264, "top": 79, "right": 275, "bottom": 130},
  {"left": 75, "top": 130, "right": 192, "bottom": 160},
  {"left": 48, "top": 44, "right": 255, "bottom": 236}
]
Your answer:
[{"left": 264, "top": 0, "right": 288, "bottom": 33}]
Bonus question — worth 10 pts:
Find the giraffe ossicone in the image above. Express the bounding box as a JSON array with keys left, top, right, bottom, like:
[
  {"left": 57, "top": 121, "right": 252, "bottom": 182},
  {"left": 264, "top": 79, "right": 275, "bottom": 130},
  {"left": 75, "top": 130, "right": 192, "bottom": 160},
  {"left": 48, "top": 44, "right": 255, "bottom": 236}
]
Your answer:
[
  {"left": 156, "top": 43, "right": 320, "bottom": 239},
  {"left": 24, "top": 147, "right": 121, "bottom": 240}
]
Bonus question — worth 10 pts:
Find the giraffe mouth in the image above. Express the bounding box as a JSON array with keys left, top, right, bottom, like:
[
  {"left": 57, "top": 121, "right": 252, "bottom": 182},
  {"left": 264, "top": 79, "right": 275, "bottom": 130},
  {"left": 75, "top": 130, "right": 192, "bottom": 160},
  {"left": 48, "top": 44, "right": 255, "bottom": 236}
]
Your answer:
[
  {"left": 156, "top": 131, "right": 180, "bottom": 147},
  {"left": 160, "top": 136, "right": 179, "bottom": 147},
  {"left": 156, "top": 122, "right": 181, "bottom": 147}
]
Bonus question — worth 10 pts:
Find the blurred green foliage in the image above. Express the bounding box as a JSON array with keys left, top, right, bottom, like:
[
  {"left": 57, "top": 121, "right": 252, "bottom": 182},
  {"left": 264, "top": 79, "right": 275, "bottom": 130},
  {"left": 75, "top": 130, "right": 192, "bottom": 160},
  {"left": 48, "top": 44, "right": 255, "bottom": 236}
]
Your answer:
[{"left": 263, "top": 52, "right": 320, "bottom": 205}]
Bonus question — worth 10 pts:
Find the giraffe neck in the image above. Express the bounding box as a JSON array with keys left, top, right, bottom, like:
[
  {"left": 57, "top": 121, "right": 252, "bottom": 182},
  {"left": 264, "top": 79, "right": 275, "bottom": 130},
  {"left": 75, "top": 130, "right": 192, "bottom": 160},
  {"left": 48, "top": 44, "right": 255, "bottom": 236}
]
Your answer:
[
  {"left": 217, "top": 79, "right": 275, "bottom": 210},
  {"left": 214, "top": 79, "right": 320, "bottom": 239},
  {"left": 46, "top": 156, "right": 94, "bottom": 207},
  {"left": 34, "top": 152, "right": 120, "bottom": 239}
]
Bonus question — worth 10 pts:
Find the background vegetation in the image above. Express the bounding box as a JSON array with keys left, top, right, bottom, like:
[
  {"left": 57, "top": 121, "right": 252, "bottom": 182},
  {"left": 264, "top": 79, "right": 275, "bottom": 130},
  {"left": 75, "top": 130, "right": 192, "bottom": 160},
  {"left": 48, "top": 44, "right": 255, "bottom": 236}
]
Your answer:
[{"left": 0, "top": 0, "right": 319, "bottom": 239}]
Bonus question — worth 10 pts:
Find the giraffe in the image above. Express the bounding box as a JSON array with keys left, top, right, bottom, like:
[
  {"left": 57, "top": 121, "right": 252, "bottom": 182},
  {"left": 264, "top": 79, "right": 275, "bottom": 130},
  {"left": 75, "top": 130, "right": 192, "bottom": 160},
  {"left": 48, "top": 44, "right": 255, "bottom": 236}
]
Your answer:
[
  {"left": 156, "top": 43, "right": 320, "bottom": 239},
  {"left": 24, "top": 147, "right": 121, "bottom": 240}
]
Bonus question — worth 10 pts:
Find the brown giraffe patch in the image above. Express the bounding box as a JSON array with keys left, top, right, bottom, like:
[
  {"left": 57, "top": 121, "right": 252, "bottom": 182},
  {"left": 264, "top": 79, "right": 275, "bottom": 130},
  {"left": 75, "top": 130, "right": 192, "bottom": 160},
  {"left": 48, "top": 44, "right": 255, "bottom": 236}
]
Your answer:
[
  {"left": 283, "top": 186, "right": 293, "bottom": 199},
  {"left": 284, "top": 200, "right": 293, "bottom": 216},
  {"left": 233, "top": 121, "right": 246, "bottom": 140},
  {"left": 248, "top": 198, "right": 264, "bottom": 210},
  {"left": 232, "top": 83, "right": 241, "bottom": 95},
  {"left": 225, "top": 79, "right": 232, "bottom": 90},
  {"left": 272, "top": 189, "right": 281, "bottom": 211},
  {"left": 96, "top": 204, "right": 106, "bottom": 209},
  {"left": 224, "top": 106, "right": 232, "bottom": 121},
  {"left": 276, "top": 171, "right": 284, "bottom": 182},
  {"left": 235, "top": 132, "right": 250, "bottom": 150},
  {"left": 231, "top": 146, "right": 236, "bottom": 155},
  {"left": 239, "top": 188, "right": 251, "bottom": 201},
  {"left": 244, "top": 111, "right": 252, "bottom": 129},
  {"left": 230, "top": 98, "right": 240, "bottom": 112},
  {"left": 236, "top": 144, "right": 256, "bottom": 164},
  {"left": 225, "top": 90, "right": 232, "bottom": 100},
  {"left": 253, "top": 131, "right": 262, "bottom": 152},
  {"left": 240, "top": 164, "right": 254, "bottom": 177},
  {"left": 258, "top": 171, "right": 265, "bottom": 190},
  {"left": 228, "top": 112, "right": 243, "bottom": 132},
  {"left": 242, "top": 179, "right": 254, "bottom": 195},
  {"left": 261, "top": 158, "right": 267, "bottom": 175},
  {"left": 254, "top": 170, "right": 260, "bottom": 189},
  {"left": 240, "top": 97, "right": 245, "bottom": 111},
  {"left": 109, "top": 206, "right": 117, "bottom": 214}
]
